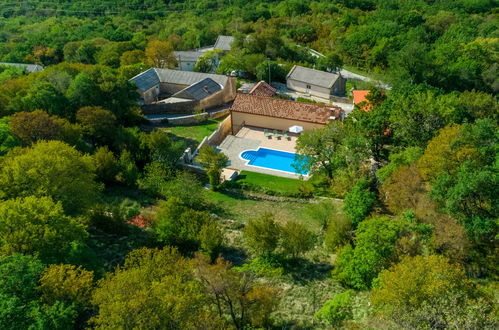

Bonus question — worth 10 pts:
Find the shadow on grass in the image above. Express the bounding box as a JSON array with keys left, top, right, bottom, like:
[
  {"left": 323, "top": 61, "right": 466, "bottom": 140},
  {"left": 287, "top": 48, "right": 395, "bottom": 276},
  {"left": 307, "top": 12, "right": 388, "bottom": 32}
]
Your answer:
[
  {"left": 221, "top": 246, "right": 249, "bottom": 267},
  {"left": 281, "top": 257, "right": 333, "bottom": 284}
]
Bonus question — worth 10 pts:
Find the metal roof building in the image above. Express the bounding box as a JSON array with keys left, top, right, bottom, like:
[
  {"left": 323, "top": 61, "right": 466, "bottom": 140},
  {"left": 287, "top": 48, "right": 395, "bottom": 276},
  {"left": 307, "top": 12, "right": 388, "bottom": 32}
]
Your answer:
[
  {"left": 286, "top": 65, "right": 341, "bottom": 89},
  {"left": 129, "top": 68, "right": 229, "bottom": 92},
  {"left": 172, "top": 78, "right": 223, "bottom": 101},
  {"left": 213, "top": 36, "right": 234, "bottom": 51},
  {"left": 0, "top": 62, "right": 44, "bottom": 73}
]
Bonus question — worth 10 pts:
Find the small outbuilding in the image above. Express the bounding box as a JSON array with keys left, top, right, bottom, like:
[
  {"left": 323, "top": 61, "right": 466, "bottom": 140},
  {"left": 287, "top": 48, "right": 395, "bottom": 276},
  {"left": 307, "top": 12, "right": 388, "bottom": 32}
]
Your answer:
[{"left": 286, "top": 65, "right": 346, "bottom": 100}]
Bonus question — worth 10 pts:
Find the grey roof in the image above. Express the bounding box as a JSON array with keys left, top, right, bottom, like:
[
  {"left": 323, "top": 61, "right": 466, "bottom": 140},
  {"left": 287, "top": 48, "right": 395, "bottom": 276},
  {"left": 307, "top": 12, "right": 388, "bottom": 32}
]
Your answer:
[
  {"left": 130, "top": 68, "right": 228, "bottom": 92},
  {"left": 0, "top": 62, "right": 44, "bottom": 73},
  {"left": 155, "top": 68, "right": 228, "bottom": 87},
  {"left": 129, "top": 68, "right": 160, "bottom": 91},
  {"left": 214, "top": 35, "right": 234, "bottom": 51},
  {"left": 172, "top": 78, "right": 222, "bottom": 101},
  {"left": 174, "top": 51, "right": 204, "bottom": 63},
  {"left": 286, "top": 65, "right": 341, "bottom": 89}
]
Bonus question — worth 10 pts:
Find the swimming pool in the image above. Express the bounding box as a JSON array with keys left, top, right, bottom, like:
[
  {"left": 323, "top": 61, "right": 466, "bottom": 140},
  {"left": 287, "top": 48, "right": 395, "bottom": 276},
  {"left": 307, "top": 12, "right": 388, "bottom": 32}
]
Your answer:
[{"left": 240, "top": 148, "right": 309, "bottom": 175}]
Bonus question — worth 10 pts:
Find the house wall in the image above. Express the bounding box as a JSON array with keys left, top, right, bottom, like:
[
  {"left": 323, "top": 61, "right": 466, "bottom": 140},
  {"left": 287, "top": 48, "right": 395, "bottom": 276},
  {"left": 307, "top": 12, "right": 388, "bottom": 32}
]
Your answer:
[
  {"left": 332, "top": 76, "right": 346, "bottom": 96},
  {"left": 177, "top": 61, "right": 196, "bottom": 71},
  {"left": 199, "top": 76, "right": 236, "bottom": 110},
  {"left": 139, "top": 85, "right": 160, "bottom": 104},
  {"left": 231, "top": 111, "right": 325, "bottom": 135},
  {"left": 286, "top": 79, "right": 332, "bottom": 100},
  {"left": 159, "top": 82, "right": 188, "bottom": 95}
]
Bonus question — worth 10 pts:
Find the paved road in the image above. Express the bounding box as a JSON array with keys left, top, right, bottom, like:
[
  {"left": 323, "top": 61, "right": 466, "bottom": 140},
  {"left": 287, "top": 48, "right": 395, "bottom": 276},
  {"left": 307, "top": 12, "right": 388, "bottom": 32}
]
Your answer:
[{"left": 339, "top": 69, "right": 392, "bottom": 90}]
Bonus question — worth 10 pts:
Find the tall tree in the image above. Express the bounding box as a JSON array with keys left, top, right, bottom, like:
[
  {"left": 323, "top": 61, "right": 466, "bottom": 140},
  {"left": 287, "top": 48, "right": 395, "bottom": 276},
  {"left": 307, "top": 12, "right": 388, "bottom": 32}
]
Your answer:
[
  {"left": 145, "top": 40, "right": 177, "bottom": 68},
  {"left": 0, "top": 140, "right": 101, "bottom": 214}
]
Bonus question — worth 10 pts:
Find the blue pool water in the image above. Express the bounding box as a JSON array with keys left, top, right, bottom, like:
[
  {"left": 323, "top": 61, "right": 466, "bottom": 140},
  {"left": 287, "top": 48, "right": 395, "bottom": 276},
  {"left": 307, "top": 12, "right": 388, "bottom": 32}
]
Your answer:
[{"left": 240, "top": 148, "right": 309, "bottom": 175}]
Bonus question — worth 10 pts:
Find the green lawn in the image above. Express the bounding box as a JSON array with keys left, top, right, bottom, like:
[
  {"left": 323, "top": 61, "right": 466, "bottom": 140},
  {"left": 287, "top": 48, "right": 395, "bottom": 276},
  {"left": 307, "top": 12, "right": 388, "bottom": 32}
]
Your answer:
[
  {"left": 205, "top": 190, "right": 311, "bottom": 226},
  {"left": 233, "top": 171, "right": 304, "bottom": 197},
  {"left": 162, "top": 117, "right": 226, "bottom": 147}
]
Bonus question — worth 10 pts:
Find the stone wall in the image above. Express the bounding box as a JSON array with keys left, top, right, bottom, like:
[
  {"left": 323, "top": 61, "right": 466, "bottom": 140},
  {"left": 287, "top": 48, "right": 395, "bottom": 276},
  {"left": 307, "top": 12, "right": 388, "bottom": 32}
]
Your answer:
[{"left": 141, "top": 99, "right": 197, "bottom": 115}]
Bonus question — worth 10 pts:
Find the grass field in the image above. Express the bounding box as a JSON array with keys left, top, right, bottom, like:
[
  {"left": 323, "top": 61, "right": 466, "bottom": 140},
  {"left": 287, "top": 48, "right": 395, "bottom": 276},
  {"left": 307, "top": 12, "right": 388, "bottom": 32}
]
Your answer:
[
  {"left": 234, "top": 171, "right": 304, "bottom": 196},
  {"left": 161, "top": 117, "right": 226, "bottom": 147}
]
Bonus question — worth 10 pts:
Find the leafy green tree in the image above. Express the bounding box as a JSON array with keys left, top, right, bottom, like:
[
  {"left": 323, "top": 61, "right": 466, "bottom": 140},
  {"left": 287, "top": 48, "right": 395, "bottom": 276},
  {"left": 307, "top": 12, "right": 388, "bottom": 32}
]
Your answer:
[
  {"left": 244, "top": 212, "right": 281, "bottom": 256},
  {"left": 334, "top": 216, "right": 402, "bottom": 290},
  {"left": 280, "top": 221, "right": 315, "bottom": 258},
  {"left": 376, "top": 147, "right": 423, "bottom": 182},
  {"left": 76, "top": 106, "right": 118, "bottom": 147},
  {"left": 304, "top": 199, "right": 336, "bottom": 231},
  {"left": 316, "top": 52, "right": 343, "bottom": 72},
  {"left": 315, "top": 290, "right": 355, "bottom": 327},
  {"left": 145, "top": 129, "right": 184, "bottom": 168},
  {"left": 343, "top": 178, "right": 376, "bottom": 225},
  {"left": 155, "top": 197, "right": 219, "bottom": 252},
  {"left": 256, "top": 60, "right": 287, "bottom": 83},
  {"left": 0, "top": 117, "right": 20, "bottom": 155},
  {"left": 0, "top": 140, "right": 101, "bottom": 215},
  {"left": 199, "top": 221, "right": 224, "bottom": 261},
  {"left": 93, "top": 146, "right": 119, "bottom": 184},
  {"left": 116, "top": 149, "right": 139, "bottom": 187},
  {"left": 194, "top": 50, "right": 222, "bottom": 73},
  {"left": 371, "top": 255, "right": 496, "bottom": 329},
  {"left": 196, "top": 145, "right": 228, "bottom": 190},
  {"left": 145, "top": 40, "right": 177, "bottom": 68},
  {"left": 324, "top": 216, "right": 352, "bottom": 252},
  {"left": 9, "top": 110, "right": 63, "bottom": 146},
  {"left": 91, "top": 247, "right": 215, "bottom": 329},
  {"left": 39, "top": 264, "right": 94, "bottom": 307},
  {"left": 0, "top": 196, "right": 87, "bottom": 262},
  {"left": 120, "top": 50, "right": 145, "bottom": 66},
  {"left": 0, "top": 254, "right": 78, "bottom": 330},
  {"left": 8, "top": 81, "right": 69, "bottom": 117}
]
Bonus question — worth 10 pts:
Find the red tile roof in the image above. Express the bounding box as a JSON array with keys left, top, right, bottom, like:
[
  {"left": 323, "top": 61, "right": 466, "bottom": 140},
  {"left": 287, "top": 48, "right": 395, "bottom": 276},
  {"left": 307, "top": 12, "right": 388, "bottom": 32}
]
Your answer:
[
  {"left": 248, "top": 80, "right": 277, "bottom": 97},
  {"left": 352, "top": 90, "right": 372, "bottom": 111},
  {"left": 231, "top": 94, "right": 343, "bottom": 124}
]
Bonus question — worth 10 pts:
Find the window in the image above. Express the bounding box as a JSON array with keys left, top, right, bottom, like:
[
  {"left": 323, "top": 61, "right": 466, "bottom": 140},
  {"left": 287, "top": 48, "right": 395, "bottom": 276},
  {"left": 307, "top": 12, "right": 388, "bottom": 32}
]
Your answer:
[{"left": 306, "top": 84, "right": 311, "bottom": 89}]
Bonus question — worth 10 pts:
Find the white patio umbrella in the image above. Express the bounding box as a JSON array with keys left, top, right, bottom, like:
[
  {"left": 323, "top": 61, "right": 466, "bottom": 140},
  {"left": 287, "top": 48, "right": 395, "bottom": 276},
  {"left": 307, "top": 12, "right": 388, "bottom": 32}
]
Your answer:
[{"left": 289, "top": 125, "right": 304, "bottom": 134}]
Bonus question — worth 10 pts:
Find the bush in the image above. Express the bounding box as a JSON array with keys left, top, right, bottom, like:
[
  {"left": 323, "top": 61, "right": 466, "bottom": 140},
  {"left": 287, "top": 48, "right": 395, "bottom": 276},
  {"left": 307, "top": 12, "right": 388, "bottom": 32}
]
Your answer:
[
  {"left": 343, "top": 178, "right": 376, "bottom": 225},
  {"left": 315, "top": 290, "right": 355, "bottom": 327},
  {"left": 244, "top": 212, "right": 281, "bottom": 256}
]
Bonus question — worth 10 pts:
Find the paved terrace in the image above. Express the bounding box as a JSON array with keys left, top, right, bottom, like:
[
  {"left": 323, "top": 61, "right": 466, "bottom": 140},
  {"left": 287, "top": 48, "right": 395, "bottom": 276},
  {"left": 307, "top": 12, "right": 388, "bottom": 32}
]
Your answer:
[{"left": 219, "top": 126, "right": 305, "bottom": 179}]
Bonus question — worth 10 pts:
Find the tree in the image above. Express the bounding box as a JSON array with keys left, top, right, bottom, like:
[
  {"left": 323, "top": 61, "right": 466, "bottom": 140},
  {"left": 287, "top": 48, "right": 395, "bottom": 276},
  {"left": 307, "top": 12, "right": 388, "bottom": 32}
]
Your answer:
[
  {"left": 116, "top": 149, "right": 139, "bottom": 187},
  {"left": 304, "top": 199, "right": 337, "bottom": 230},
  {"left": 255, "top": 60, "right": 287, "bottom": 83},
  {"left": 371, "top": 255, "right": 496, "bottom": 329},
  {"left": 39, "top": 264, "right": 94, "bottom": 307},
  {"left": 417, "top": 124, "right": 477, "bottom": 182},
  {"left": 194, "top": 255, "right": 280, "bottom": 329},
  {"left": 145, "top": 129, "right": 184, "bottom": 168},
  {"left": 325, "top": 216, "right": 352, "bottom": 252},
  {"left": 196, "top": 145, "right": 228, "bottom": 190},
  {"left": 343, "top": 178, "right": 376, "bottom": 225},
  {"left": 0, "top": 117, "right": 20, "bottom": 155},
  {"left": 0, "top": 140, "right": 101, "bottom": 215},
  {"left": 199, "top": 221, "right": 224, "bottom": 261},
  {"left": 376, "top": 147, "right": 423, "bottom": 182},
  {"left": 333, "top": 216, "right": 402, "bottom": 290},
  {"left": 316, "top": 51, "right": 343, "bottom": 72},
  {"left": 91, "top": 247, "right": 215, "bottom": 329},
  {"left": 76, "top": 106, "right": 117, "bottom": 147},
  {"left": 0, "top": 196, "right": 87, "bottom": 262},
  {"left": 295, "top": 124, "right": 343, "bottom": 180},
  {"left": 315, "top": 290, "right": 355, "bottom": 327},
  {"left": 0, "top": 254, "right": 78, "bottom": 330},
  {"left": 380, "top": 164, "right": 425, "bottom": 214},
  {"left": 244, "top": 212, "right": 281, "bottom": 256},
  {"left": 145, "top": 40, "right": 177, "bottom": 68},
  {"left": 194, "top": 50, "right": 222, "bottom": 73},
  {"left": 155, "top": 197, "right": 220, "bottom": 252},
  {"left": 9, "top": 110, "right": 62, "bottom": 146},
  {"left": 93, "top": 146, "right": 119, "bottom": 184},
  {"left": 280, "top": 221, "right": 315, "bottom": 258}
]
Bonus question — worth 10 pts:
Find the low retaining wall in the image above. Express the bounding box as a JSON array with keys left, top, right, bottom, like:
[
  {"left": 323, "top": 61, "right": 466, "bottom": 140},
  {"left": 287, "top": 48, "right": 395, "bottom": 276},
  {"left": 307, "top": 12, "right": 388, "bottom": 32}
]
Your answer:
[{"left": 147, "top": 108, "right": 230, "bottom": 126}]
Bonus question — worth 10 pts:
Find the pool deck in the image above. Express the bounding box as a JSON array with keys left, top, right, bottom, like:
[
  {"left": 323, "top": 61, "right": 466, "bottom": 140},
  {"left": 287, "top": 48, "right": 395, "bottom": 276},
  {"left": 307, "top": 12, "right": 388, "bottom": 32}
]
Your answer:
[{"left": 218, "top": 127, "right": 306, "bottom": 179}]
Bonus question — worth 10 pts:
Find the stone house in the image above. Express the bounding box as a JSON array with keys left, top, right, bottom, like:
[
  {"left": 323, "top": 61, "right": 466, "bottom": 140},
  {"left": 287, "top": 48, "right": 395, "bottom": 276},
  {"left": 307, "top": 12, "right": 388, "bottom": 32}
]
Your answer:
[{"left": 286, "top": 65, "right": 346, "bottom": 100}]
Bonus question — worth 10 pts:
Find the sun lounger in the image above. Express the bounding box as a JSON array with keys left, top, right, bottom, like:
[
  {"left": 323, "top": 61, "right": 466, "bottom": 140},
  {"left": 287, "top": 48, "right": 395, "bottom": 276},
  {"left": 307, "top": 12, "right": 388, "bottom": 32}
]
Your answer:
[
  {"left": 264, "top": 129, "right": 271, "bottom": 139},
  {"left": 273, "top": 130, "right": 280, "bottom": 140},
  {"left": 283, "top": 131, "right": 289, "bottom": 140}
]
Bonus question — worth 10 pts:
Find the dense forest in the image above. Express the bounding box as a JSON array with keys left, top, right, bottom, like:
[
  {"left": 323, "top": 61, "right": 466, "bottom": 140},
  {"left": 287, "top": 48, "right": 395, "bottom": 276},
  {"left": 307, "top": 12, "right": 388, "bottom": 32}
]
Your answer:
[{"left": 0, "top": 0, "right": 497, "bottom": 329}]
